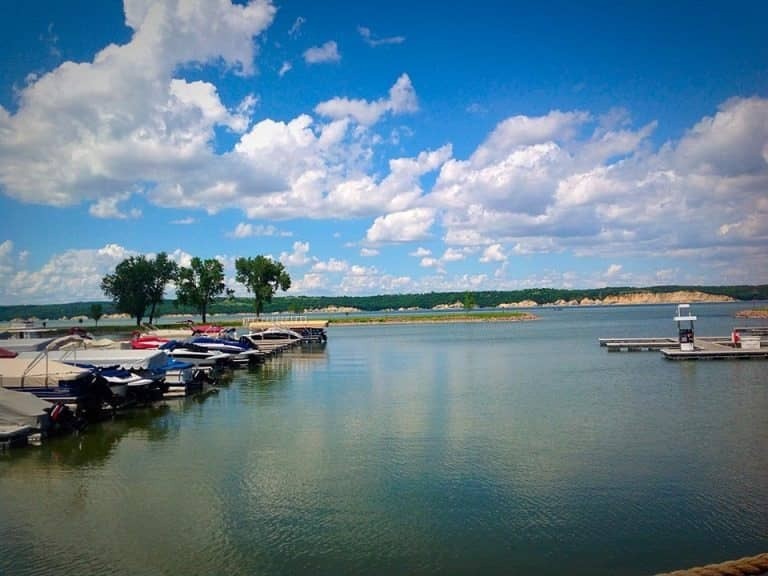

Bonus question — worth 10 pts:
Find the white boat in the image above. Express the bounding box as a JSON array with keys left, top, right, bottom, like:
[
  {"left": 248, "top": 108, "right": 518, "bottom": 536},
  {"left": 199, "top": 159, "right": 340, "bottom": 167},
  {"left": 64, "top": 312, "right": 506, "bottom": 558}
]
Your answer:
[{"left": 240, "top": 327, "right": 303, "bottom": 353}]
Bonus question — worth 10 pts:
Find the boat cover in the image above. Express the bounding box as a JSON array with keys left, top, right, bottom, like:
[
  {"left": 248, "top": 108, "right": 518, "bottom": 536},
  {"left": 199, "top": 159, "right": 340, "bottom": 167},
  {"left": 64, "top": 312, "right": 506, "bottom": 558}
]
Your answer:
[
  {"left": 0, "top": 338, "right": 58, "bottom": 353},
  {"left": 0, "top": 358, "right": 91, "bottom": 388},
  {"left": 15, "top": 349, "right": 170, "bottom": 372},
  {"left": 0, "top": 386, "right": 51, "bottom": 428}
]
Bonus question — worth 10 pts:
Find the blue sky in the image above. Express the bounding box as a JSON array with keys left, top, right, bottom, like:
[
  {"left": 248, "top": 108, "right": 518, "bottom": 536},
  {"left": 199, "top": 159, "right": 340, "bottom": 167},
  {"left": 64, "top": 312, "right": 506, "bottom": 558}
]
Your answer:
[{"left": 1, "top": 0, "right": 767, "bottom": 305}]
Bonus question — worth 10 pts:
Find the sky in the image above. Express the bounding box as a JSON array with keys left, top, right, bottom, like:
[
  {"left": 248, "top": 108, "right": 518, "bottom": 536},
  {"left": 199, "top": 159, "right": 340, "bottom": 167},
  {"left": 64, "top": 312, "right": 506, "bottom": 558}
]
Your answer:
[{"left": 1, "top": 0, "right": 767, "bottom": 305}]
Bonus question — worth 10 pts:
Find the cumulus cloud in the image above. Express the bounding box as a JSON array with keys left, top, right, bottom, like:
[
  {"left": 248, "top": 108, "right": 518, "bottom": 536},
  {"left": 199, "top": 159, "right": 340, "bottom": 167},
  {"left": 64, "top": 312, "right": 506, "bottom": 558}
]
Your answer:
[
  {"left": 311, "top": 258, "right": 349, "bottom": 272},
  {"left": 279, "top": 241, "right": 312, "bottom": 267},
  {"left": 480, "top": 244, "right": 506, "bottom": 263},
  {"left": 303, "top": 41, "right": 340, "bottom": 64},
  {"left": 315, "top": 73, "right": 418, "bottom": 125},
  {"left": 0, "top": 243, "right": 138, "bottom": 305},
  {"left": 1, "top": 0, "right": 767, "bottom": 299},
  {"left": 0, "top": 0, "right": 275, "bottom": 213},
  {"left": 365, "top": 207, "right": 436, "bottom": 243},
  {"left": 426, "top": 97, "right": 768, "bottom": 280}
]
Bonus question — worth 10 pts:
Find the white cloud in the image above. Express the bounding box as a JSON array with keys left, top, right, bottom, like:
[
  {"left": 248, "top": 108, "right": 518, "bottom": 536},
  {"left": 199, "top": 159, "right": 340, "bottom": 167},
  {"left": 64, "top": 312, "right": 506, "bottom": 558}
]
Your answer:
[
  {"left": 303, "top": 41, "right": 340, "bottom": 64},
  {"left": 311, "top": 258, "right": 349, "bottom": 273},
  {"left": 357, "top": 26, "right": 405, "bottom": 47},
  {"left": 315, "top": 73, "right": 417, "bottom": 126},
  {"left": 360, "top": 248, "right": 379, "bottom": 257},
  {"left": 229, "top": 222, "right": 290, "bottom": 238},
  {"left": 278, "top": 61, "right": 292, "bottom": 77},
  {"left": 365, "top": 207, "right": 436, "bottom": 243},
  {"left": 426, "top": 97, "right": 768, "bottom": 280},
  {"left": 171, "top": 217, "right": 196, "bottom": 225},
  {"left": 442, "top": 248, "right": 466, "bottom": 262},
  {"left": 288, "top": 16, "right": 305, "bottom": 37},
  {"left": 0, "top": 243, "right": 138, "bottom": 305},
  {"left": 480, "top": 244, "right": 506, "bottom": 263},
  {"left": 89, "top": 192, "right": 142, "bottom": 219},
  {"left": 409, "top": 247, "right": 431, "bottom": 257},
  {"left": 279, "top": 241, "right": 312, "bottom": 267},
  {"left": 0, "top": 0, "right": 275, "bottom": 212}
]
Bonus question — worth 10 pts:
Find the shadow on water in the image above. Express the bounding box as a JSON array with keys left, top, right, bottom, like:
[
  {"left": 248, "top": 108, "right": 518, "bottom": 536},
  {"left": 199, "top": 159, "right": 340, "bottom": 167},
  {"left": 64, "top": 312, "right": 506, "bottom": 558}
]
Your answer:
[{"left": 1, "top": 388, "right": 223, "bottom": 469}]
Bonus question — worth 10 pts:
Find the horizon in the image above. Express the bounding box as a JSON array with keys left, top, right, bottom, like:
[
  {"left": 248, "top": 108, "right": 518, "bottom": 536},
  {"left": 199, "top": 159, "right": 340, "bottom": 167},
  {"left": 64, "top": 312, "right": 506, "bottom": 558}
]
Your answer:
[
  {"left": 1, "top": 283, "right": 766, "bottom": 312},
  {"left": 2, "top": 0, "right": 767, "bottom": 305}
]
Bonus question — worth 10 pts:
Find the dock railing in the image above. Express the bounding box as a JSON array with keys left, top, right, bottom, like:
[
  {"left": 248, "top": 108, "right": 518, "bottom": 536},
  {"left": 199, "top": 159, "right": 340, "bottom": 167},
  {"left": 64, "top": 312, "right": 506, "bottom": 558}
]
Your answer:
[{"left": 241, "top": 314, "right": 309, "bottom": 327}]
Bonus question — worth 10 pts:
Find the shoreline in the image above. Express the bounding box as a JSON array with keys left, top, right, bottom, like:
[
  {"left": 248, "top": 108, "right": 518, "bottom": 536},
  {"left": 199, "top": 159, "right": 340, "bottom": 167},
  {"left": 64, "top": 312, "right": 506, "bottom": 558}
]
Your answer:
[{"left": 327, "top": 312, "right": 538, "bottom": 326}]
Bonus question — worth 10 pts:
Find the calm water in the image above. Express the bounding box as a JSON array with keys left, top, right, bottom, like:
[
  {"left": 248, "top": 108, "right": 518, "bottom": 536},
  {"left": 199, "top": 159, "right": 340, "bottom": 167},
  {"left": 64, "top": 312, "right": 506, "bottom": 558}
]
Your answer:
[{"left": 1, "top": 304, "right": 767, "bottom": 575}]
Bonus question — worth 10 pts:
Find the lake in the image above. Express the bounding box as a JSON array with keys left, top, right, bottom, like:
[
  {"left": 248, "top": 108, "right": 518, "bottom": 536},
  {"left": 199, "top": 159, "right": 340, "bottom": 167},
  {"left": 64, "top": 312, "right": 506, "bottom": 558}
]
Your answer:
[{"left": 1, "top": 303, "right": 767, "bottom": 575}]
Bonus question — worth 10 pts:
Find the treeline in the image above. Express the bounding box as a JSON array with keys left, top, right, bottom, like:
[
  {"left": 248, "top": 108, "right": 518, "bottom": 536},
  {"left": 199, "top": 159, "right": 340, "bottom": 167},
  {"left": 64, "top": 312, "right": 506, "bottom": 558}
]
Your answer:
[{"left": 2, "top": 285, "right": 766, "bottom": 322}]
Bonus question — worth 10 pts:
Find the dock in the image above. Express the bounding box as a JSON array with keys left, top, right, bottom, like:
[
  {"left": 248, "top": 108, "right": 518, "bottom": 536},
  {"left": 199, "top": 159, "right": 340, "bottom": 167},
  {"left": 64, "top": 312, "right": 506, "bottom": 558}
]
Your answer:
[
  {"left": 660, "top": 339, "right": 768, "bottom": 360},
  {"left": 600, "top": 335, "right": 767, "bottom": 360},
  {"left": 599, "top": 336, "right": 732, "bottom": 351},
  {"left": 599, "top": 303, "right": 767, "bottom": 360}
]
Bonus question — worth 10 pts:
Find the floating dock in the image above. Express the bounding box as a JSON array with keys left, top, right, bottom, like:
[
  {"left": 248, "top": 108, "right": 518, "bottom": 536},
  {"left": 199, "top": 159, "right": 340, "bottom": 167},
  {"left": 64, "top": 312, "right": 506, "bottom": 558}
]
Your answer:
[
  {"left": 600, "top": 336, "right": 767, "bottom": 359},
  {"left": 599, "top": 336, "right": 733, "bottom": 351},
  {"left": 599, "top": 304, "right": 767, "bottom": 360},
  {"left": 660, "top": 339, "right": 768, "bottom": 360}
]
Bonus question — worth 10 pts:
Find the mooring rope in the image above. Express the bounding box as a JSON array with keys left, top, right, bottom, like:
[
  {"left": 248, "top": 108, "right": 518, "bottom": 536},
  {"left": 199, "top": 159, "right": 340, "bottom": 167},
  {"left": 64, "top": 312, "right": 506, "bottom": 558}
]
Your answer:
[{"left": 657, "top": 552, "right": 768, "bottom": 576}]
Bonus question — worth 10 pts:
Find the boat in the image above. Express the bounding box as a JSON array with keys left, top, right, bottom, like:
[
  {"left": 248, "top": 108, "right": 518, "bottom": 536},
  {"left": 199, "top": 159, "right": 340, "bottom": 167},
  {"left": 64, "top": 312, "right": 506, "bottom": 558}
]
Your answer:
[
  {"left": 131, "top": 335, "right": 170, "bottom": 349},
  {"left": 243, "top": 316, "right": 329, "bottom": 344},
  {"left": 0, "top": 387, "right": 51, "bottom": 448},
  {"left": 0, "top": 357, "right": 113, "bottom": 415},
  {"left": 187, "top": 335, "right": 265, "bottom": 365},
  {"left": 157, "top": 340, "right": 235, "bottom": 368},
  {"left": 240, "top": 326, "right": 303, "bottom": 353}
]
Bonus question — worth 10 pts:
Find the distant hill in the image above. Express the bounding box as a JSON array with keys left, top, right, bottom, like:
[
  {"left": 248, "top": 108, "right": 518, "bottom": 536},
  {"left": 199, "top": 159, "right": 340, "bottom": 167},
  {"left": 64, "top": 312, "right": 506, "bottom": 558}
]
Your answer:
[{"left": 0, "top": 285, "right": 766, "bottom": 322}]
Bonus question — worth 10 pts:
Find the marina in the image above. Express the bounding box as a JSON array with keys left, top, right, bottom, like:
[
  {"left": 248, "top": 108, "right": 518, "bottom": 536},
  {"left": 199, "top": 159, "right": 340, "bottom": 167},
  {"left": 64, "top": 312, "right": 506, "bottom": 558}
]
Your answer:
[{"left": 1, "top": 303, "right": 767, "bottom": 576}]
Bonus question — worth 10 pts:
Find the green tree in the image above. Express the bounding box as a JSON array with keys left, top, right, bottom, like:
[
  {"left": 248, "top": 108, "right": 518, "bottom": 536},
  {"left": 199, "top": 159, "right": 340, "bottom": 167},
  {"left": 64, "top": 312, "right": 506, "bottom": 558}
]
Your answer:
[
  {"left": 463, "top": 292, "right": 476, "bottom": 310},
  {"left": 101, "top": 256, "right": 155, "bottom": 326},
  {"left": 235, "top": 255, "right": 291, "bottom": 317},
  {"left": 89, "top": 303, "right": 104, "bottom": 328},
  {"left": 147, "top": 252, "right": 178, "bottom": 324},
  {"left": 175, "top": 257, "right": 226, "bottom": 323}
]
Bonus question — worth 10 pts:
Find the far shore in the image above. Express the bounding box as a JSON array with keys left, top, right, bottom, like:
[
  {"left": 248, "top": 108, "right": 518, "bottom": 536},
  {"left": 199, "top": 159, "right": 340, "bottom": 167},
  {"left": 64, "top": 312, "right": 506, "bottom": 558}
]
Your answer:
[
  {"left": 327, "top": 312, "right": 538, "bottom": 325},
  {"left": 735, "top": 308, "right": 768, "bottom": 319}
]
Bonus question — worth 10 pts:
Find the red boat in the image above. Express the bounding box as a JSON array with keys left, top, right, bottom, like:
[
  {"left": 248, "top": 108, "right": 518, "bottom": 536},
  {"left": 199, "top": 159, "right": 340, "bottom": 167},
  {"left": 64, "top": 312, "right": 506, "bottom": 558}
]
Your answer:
[{"left": 130, "top": 335, "right": 169, "bottom": 350}]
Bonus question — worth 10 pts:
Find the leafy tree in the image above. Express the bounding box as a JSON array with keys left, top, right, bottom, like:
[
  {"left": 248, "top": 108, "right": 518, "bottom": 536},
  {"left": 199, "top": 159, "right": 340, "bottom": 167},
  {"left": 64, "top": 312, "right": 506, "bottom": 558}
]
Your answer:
[
  {"left": 235, "top": 255, "right": 291, "bottom": 317},
  {"left": 101, "top": 255, "right": 156, "bottom": 326},
  {"left": 175, "top": 257, "right": 226, "bottom": 323},
  {"left": 147, "top": 252, "right": 178, "bottom": 324},
  {"left": 89, "top": 303, "right": 104, "bottom": 327},
  {"left": 463, "top": 292, "right": 476, "bottom": 310}
]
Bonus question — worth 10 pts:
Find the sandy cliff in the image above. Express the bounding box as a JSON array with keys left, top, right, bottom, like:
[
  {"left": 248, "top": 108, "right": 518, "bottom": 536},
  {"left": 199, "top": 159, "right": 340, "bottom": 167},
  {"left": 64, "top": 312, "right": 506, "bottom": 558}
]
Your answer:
[{"left": 497, "top": 290, "right": 734, "bottom": 308}]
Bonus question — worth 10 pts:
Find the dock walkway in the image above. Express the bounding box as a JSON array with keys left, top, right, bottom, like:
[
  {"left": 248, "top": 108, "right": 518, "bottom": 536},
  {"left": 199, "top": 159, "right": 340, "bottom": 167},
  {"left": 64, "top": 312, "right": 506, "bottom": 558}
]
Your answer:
[{"left": 600, "top": 335, "right": 767, "bottom": 360}]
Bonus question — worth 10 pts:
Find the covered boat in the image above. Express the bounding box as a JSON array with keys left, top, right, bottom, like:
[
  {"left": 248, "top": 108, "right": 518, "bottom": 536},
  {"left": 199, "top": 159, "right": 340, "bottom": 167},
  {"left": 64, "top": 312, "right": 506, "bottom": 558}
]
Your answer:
[
  {"left": 0, "top": 357, "right": 113, "bottom": 414},
  {"left": 0, "top": 387, "right": 51, "bottom": 447}
]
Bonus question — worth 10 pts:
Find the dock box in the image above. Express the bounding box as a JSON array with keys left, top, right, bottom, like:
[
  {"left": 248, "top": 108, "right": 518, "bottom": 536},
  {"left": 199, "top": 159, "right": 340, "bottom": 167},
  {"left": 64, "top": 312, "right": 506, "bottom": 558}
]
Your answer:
[{"left": 740, "top": 335, "right": 761, "bottom": 350}]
